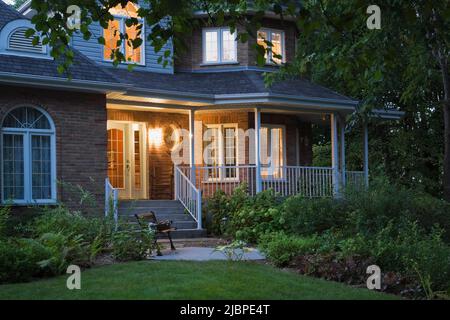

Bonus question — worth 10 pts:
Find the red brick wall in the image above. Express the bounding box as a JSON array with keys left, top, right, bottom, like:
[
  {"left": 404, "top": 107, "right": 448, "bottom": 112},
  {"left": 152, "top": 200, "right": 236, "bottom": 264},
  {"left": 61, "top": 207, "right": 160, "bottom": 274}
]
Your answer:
[{"left": 0, "top": 85, "right": 107, "bottom": 213}]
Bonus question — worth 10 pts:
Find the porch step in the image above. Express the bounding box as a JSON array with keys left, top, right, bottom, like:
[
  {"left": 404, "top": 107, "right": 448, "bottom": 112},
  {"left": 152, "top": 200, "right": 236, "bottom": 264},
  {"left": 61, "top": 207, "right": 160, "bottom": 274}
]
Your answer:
[
  {"left": 118, "top": 200, "right": 206, "bottom": 239},
  {"left": 168, "top": 229, "right": 207, "bottom": 239}
]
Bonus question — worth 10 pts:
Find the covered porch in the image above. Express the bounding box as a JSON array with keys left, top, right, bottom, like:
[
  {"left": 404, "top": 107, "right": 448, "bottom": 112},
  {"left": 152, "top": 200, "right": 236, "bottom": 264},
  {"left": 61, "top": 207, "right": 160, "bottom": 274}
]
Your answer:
[
  {"left": 102, "top": 69, "right": 400, "bottom": 229},
  {"left": 172, "top": 107, "right": 369, "bottom": 230}
]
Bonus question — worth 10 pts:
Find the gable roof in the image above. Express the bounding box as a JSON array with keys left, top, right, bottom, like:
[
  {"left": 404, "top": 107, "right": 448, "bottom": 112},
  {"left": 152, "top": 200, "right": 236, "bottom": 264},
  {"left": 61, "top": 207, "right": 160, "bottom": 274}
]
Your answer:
[{"left": 0, "top": 1, "right": 125, "bottom": 93}]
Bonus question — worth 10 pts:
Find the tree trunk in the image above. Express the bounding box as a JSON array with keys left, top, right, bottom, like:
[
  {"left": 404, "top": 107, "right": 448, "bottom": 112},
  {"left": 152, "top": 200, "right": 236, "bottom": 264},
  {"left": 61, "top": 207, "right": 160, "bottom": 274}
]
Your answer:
[{"left": 441, "top": 57, "right": 450, "bottom": 201}]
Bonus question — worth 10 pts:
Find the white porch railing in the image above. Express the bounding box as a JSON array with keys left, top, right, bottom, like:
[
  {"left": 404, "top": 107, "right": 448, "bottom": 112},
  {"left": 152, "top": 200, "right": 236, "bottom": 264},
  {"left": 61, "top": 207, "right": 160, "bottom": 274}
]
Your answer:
[
  {"left": 180, "top": 165, "right": 258, "bottom": 198},
  {"left": 345, "top": 170, "right": 366, "bottom": 189},
  {"left": 105, "top": 178, "right": 119, "bottom": 226},
  {"left": 178, "top": 165, "right": 357, "bottom": 199},
  {"left": 174, "top": 166, "right": 202, "bottom": 229},
  {"left": 262, "top": 166, "right": 335, "bottom": 197}
]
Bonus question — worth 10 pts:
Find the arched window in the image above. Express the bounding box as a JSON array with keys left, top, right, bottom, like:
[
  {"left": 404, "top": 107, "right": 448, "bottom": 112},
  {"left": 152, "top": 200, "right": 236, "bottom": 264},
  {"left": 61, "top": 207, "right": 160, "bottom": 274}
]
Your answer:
[{"left": 1, "top": 106, "right": 56, "bottom": 204}]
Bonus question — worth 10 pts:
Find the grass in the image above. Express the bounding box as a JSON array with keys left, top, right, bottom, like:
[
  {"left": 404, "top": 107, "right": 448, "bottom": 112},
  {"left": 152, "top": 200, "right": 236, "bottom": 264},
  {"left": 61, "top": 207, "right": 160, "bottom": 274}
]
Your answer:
[{"left": 0, "top": 260, "right": 397, "bottom": 300}]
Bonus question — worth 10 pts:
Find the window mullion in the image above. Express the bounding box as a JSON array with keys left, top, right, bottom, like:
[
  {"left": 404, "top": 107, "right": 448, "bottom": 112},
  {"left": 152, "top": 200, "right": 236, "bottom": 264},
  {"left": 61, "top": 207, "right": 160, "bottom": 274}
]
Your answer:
[
  {"left": 218, "top": 29, "right": 221, "bottom": 63},
  {"left": 120, "top": 18, "right": 126, "bottom": 55},
  {"left": 24, "top": 132, "right": 31, "bottom": 202}
]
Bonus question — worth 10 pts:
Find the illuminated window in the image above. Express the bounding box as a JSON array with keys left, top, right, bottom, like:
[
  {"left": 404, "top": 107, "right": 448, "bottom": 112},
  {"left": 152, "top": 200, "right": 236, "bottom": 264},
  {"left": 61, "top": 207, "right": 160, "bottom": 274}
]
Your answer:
[
  {"left": 257, "top": 29, "right": 285, "bottom": 64},
  {"left": 103, "top": 3, "right": 144, "bottom": 64},
  {"left": 203, "top": 28, "right": 237, "bottom": 64},
  {"left": 261, "top": 125, "right": 285, "bottom": 179},
  {"left": 203, "top": 124, "right": 238, "bottom": 180}
]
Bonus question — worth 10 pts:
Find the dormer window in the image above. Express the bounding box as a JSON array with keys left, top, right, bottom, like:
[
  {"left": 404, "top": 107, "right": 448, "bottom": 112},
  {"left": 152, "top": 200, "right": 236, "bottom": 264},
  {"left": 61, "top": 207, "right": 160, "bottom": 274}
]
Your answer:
[
  {"left": 0, "top": 19, "right": 49, "bottom": 59},
  {"left": 202, "top": 28, "right": 237, "bottom": 64},
  {"left": 257, "top": 28, "right": 285, "bottom": 64},
  {"left": 103, "top": 3, "right": 144, "bottom": 65}
]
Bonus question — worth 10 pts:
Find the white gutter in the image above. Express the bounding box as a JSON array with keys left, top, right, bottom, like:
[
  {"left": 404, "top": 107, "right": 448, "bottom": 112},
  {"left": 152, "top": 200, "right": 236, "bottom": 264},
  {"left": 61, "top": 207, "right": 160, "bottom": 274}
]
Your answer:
[
  {"left": 370, "top": 109, "right": 404, "bottom": 120},
  {"left": 0, "top": 72, "right": 129, "bottom": 94}
]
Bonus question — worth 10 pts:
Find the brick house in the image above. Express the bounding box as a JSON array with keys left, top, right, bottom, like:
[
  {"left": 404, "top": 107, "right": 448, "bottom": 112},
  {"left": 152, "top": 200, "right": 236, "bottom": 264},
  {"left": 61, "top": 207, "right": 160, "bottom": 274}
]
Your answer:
[{"left": 0, "top": 2, "right": 401, "bottom": 236}]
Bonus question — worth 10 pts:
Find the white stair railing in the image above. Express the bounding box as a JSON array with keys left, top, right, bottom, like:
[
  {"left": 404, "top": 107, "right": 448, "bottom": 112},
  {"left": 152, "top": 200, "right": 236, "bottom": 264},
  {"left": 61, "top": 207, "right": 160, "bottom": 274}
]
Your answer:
[
  {"left": 174, "top": 166, "right": 202, "bottom": 229},
  {"left": 105, "top": 177, "right": 119, "bottom": 227}
]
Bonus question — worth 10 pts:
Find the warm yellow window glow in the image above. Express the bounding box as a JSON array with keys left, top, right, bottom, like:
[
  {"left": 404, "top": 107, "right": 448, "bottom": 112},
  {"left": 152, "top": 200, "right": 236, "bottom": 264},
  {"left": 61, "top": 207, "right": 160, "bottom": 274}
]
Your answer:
[
  {"left": 103, "top": 3, "right": 143, "bottom": 64},
  {"left": 257, "top": 29, "right": 284, "bottom": 64},
  {"left": 149, "top": 128, "right": 163, "bottom": 147},
  {"left": 104, "top": 20, "right": 120, "bottom": 60}
]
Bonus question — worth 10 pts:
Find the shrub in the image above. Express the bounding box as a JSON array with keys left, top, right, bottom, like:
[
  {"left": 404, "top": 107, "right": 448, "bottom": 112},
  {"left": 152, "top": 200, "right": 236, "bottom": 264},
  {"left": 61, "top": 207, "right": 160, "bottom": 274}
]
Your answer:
[
  {"left": 281, "top": 196, "right": 349, "bottom": 236},
  {"left": 0, "top": 238, "right": 51, "bottom": 283},
  {"left": 33, "top": 206, "right": 113, "bottom": 243},
  {"left": 344, "top": 180, "right": 450, "bottom": 240},
  {"left": 227, "top": 190, "right": 280, "bottom": 243},
  {"left": 37, "top": 231, "right": 88, "bottom": 274},
  {"left": 112, "top": 225, "right": 155, "bottom": 261},
  {"left": 205, "top": 184, "right": 250, "bottom": 236},
  {"left": 259, "top": 232, "right": 320, "bottom": 267},
  {"left": 0, "top": 206, "right": 10, "bottom": 238}
]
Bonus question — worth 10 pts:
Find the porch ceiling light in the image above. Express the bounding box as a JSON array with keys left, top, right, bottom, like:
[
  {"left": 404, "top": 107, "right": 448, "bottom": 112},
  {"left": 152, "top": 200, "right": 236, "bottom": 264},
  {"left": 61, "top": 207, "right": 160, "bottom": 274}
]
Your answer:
[{"left": 149, "top": 128, "right": 163, "bottom": 147}]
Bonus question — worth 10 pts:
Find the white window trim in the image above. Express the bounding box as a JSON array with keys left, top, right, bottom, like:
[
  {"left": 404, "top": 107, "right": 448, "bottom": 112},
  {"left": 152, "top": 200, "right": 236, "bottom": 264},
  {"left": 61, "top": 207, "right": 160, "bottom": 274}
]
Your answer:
[
  {"left": 203, "top": 123, "right": 239, "bottom": 182},
  {"left": 1, "top": 106, "right": 57, "bottom": 205},
  {"left": 258, "top": 28, "right": 286, "bottom": 65},
  {"left": 261, "top": 124, "right": 287, "bottom": 181},
  {"left": 0, "top": 19, "right": 52, "bottom": 60},
  {"left": 202, "top": 27, "right": 238, "bottom": 65},
  {"left": 103, "top": 16, "right": 146, "bottom": 66}
]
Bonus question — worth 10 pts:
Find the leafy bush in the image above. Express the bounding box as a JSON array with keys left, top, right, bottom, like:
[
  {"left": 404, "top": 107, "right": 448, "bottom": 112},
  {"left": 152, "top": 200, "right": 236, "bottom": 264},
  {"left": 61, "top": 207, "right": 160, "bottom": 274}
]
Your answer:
[
  {"left": 33, "top": 206, "right": 113, "bottom": 243},
  {"left": 259, "top": 232, "right": 320, "bottom": 267},
  {"left": 0, "top": 206, "right": 10, "bottom": 238},
  {"left": 227, "top": 190, "right": 280, "bottom": 243},
  {"left": 112, "top": 225, "right": 154, "bottom": 261},
  {"left": 0, "top": 238, "right": 51, "bottom": 283},
  {"left": 345, "top": 181, "right": 450, "bottom": 240},
  {"left": 205, "top": 184, "right": 250, "bottom": 236},
  {"left": 281, "top": 196, "right": 349, "bottom": 235},
  {"left": 37, "top": 231, "right": 88, "bottom": 274}
]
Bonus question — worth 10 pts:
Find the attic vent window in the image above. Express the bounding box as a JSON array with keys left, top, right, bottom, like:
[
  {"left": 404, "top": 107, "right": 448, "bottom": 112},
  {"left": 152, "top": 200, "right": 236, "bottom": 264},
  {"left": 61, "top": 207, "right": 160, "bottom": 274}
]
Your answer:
[{"left": 8, "top": 28, "right": 45, "bottom": 54}]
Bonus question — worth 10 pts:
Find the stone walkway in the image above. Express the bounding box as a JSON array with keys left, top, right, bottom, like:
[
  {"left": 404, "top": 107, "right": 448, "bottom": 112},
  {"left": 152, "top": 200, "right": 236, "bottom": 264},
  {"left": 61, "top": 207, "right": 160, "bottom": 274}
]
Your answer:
[{"left": 150, "top": 247, "right": 265, "bottom": 261}]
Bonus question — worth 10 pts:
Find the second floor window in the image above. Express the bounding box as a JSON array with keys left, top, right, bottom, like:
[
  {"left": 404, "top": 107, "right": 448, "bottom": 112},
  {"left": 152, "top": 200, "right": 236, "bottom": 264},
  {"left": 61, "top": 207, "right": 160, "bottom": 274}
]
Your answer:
[
  {"left": 257, "top": 29, "right": 285, "bottom": 64},
  {"left": 202, "top": 28, "right": 237, "bottom": 64},
  {"left": 104, "top": 3, "right": 144, "bottom": 65}
]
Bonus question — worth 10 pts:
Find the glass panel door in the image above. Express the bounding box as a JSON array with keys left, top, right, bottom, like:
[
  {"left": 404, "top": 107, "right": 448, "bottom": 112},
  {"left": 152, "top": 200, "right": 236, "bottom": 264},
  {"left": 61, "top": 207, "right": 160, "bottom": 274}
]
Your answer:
[
  {"left": 107, "top": 121, "right": 146, "bottom": 199},
  {"left": 107, "top": 124, "right": 126, "bottom": 193}
]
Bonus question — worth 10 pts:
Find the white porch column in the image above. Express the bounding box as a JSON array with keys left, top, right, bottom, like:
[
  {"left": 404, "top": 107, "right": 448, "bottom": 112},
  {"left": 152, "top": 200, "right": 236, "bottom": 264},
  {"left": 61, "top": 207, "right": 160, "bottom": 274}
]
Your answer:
[
  {"left": 254, "top": 108, "right": 262, "bottom": 193},
  {"left": 189, "top": 109, "right": 196, "bottom": 186},
  {"left": 339, "top": 116, "right": 346, "bottom": 187},
  {"left": 363, "top": 121, "right": 369, "bottom": 187},
  {"left": 331, "top": 113, "right": 340, "bottom": 196}
]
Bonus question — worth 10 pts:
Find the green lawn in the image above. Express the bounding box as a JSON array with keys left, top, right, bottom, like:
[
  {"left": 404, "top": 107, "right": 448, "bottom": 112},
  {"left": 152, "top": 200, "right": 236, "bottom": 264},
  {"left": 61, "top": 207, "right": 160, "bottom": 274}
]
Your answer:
[{"left": 0, "top": 261, "right": 397, "bottom": 300}]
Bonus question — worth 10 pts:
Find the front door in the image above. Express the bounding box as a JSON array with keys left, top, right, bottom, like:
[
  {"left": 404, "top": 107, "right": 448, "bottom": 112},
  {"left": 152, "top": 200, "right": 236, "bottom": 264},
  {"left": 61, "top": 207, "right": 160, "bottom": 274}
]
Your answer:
[{"left": 107, "top": 121, "right": 146, "bottom": 199}]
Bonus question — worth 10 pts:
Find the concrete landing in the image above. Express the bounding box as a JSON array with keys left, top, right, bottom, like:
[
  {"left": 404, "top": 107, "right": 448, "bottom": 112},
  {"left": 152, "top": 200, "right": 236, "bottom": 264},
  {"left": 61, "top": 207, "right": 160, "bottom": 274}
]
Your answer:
[{"left": 150, "top": 247, "right": 265, "bottom": 261}]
